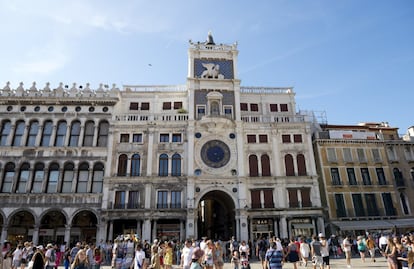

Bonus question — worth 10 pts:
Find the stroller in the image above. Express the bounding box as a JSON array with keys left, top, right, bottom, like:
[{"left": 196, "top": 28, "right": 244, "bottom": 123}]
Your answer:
[{"left": 240, "top": 252, "right": 250, "bottom": 269}]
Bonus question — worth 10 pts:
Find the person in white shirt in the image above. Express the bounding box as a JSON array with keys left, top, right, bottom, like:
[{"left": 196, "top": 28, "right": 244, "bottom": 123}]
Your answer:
[
  {"left": 379, "top": 234, "right": 388, "bottom": 253},
  {"left": 134, "top": 244, "right": 146, "bottom": 269},
  {"left": 12, "top": 245, "right": 23, "bottom": 269},
  {"left": 319, "top": 234, "right": 330, "bottom": 269},
  {"left": 180, "top": 240, "right": 194, "bottom": 269},
  {"left": 44, "top": 243, "right": 56, "bottom": 269}
]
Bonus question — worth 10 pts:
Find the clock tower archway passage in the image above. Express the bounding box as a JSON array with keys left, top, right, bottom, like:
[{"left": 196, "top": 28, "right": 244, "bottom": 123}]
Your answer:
[{"left": 197, "top": 190, "right": 235, "bottom": 240}]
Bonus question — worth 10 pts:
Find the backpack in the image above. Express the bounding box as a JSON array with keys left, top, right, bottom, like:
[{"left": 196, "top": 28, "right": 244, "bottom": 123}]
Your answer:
[{"left": 49, "top": 250, "right": 56, "bottom": 262}]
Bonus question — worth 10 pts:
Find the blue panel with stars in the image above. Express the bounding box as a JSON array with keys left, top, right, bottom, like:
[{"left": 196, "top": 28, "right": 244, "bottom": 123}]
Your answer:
[{"left": 194, "top": 59, "right": 234, "bottom": 79}]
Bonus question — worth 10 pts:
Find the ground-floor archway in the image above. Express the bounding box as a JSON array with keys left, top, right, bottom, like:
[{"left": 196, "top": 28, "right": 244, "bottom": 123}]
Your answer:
[{"left": 197, "top": 190, "right": 235, "bottom": 240}]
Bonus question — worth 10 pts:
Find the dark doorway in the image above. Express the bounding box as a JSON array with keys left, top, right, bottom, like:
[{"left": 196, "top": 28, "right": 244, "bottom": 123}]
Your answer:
[{"left": 197, "top": 190, "right": 235, "bottom": 240}]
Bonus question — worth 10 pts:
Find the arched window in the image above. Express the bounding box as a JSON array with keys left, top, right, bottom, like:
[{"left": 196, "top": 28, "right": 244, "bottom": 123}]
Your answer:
[
  {"left": 92, "top": 163, "right": 104, "bottom": 193},
  {"left": 54, "top": 121, "right": 67, "bottom": 146},
  {"left": 41, "top": 120, "right": 53, "bottom": 146},
  {"left": 297, "top": 154, "right": 307, "bottom": 176},
  {"left": 261, "top": 154, "right": 271, "bottom": 176},
  {"left": 117, "top": 154, "right": 128, "bottom": 176},
  {"left": 17, "top": 163, "right": 30, "bottom": 193},
  {"left": 32, "top": 163, "right": 45, "bottom": 193},
  {"left": 249, "top": 155, "right": 259, "bottom": 177},
  {"left": 83, "top": 121, "right": 95, "bottom": 146},
  {"left": 69, "top": 121, "right": 81, "bottom": 147},
  {"left": 26, "top": 121, "right": 39, "bottom": 146},
  {"left": 210, "top": 101, "right": 220, "bottom": 115},
  {"left": 12, "top": 120, "right": 25, "bottom": 146},
  {"left": 130, "top": 154, "right": 141, "bottom": 176},
  {"left": 76, "top": 162, "right": 89, "bottom": 193},
  {"left": 97, "top": 121, "right": 109, "bottom": 147},
  {"left": 62, "top": 163, "right": 74, "bottom": 193},
  {"left": 46, "top": 163, "right": 60, "bottom": 193},
  {"left": 1, "top": 162, "right": 15, "bottom": 193},
  {"left": 285, "top": 154, "right": 295, "bottom": 176},
  {"left": 171, "top": 153, "right": 181, "bottom": 176},
  {"left": 159, "top": 154, "right": 168, "bottom": 176},
  {"left": 0, "top": 120, "right": 11, "bottom": 146}
]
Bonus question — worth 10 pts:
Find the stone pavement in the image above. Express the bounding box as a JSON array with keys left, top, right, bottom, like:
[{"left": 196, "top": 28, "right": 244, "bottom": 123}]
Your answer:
[{"left": 92, "top": 256, "right": 390, "bottom": 269}]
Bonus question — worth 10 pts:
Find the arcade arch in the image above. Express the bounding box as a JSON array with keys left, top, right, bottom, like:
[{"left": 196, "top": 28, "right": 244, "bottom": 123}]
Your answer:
[{"left": 197, "top": 190, "right": 236, "bottom": 240}]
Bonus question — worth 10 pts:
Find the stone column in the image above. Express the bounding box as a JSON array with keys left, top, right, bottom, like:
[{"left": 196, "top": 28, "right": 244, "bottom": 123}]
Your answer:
[
  {"left": 279, "top": 216, "right": 288, "bottom": 239},
  {"left": 32, "top": 224, "right": 40, "bottom": 245},
  {"left": 142, "top": 219, "right": 151, "bottom": 242},
  {"left": 106, "top": 221, "right": 113, "bottom": 241},
  {"left": 146, "top": 128, "right": 155, "bottom": 176},
  {"left": 152, "top": 220, "right": 157, "bottom": 240},
  {"left": 271, "top": 130, "right": 281, "bottom": 176},
  {"left": 64, "top": 224, "right": 71, "bottom": 246},
  {"left": 273, "top": 218, "right": 279, "bottom": 238},
  {"left": 1, "top": 225, "right": 8, "bottom": 245}
]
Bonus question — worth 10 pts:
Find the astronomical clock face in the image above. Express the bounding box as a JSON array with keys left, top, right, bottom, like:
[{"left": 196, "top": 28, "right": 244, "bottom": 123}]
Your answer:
[{"left": 200, "top": 140, "right": 231, "bottom": 168}]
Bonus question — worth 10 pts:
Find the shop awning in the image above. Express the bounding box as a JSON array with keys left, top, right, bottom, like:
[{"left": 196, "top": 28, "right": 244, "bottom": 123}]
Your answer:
[
  {"left": 331, "top": 220, "right": 393, "bottom": 231},
  {"left": 292, "top": 223, "right": 314, "bottom": 229},
  {"left": 387, "top": 218, "right": 414, "bottom": 229}
]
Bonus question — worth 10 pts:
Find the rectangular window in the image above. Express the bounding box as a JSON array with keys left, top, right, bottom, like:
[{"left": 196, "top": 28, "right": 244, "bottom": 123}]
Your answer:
[
  {"left": 361, "top": 168, "right": 371, "bottom": 185},
  {"left": 352, "top": 194, "right": 365, "bottom": 217},
  {"left": 365, "top": 193, "right": 379, "bottom": 216},
  {"left": 288, "top": 189, "right": 299, "bottom": 207},
  {"left": 343, "top": 148, "right": 353, "bottom": 162},
  {"left": 129, "top": 102, "right": 139, "bottom": 110},
  {"left": 173, "top": 102, "right": 182, "bottom": 109},
  {"left": 293, "top": 134, "right": 302, "bottom": 143},
  {"left": 114, "top": 191, "right": 126, "bottom": 209},
  {"left": 133, "top": 133, "right": 143, "bottom": 143},
  {"left": 372, "top": 148, "right": 382, "bottom": 162},
  {"left": 270, "top": 104, "right": 278, "bottom": 112},
  {"left": 224, "top": 106, "right": 233, "bottom": 118},
  {"left": 141, "top": 102, "right": 150, "bottom": 110},
  {"left": 282, "top": 134, "right": 291, "bottom": 143},
  {"left": 357, "top": 148, "right": 366, "bottom": 162},
  {"left": 128, "top": 191, "right": 140, "bottom": 209},
  {"left": 280, "top": 104, "right": 288, "bottom": 112},
  {"left": 263, "top": 189, "right": 274, "bottom": 208},
  {"left": 171, "top": 191, "right": 181, "bottom": 208},
  {"left": 240, "top": 103, "right": 248, "bottom": 111},
  {"left": 251, "top": 190, "right": 261, "bottom": 208},
  {"left": 247, "top": 135, "right": 256, "bottom": 143},
  {"left": 335, "top": 194, "right": 347, "bottom": 217},
  {"left": 197, "top": 106, "right": 206, "bottom": 120},
  {"left": 172, "top": 133, "right": 182, "bottom": 143},
  {"left": 162, "top": 102, "right": 172, "bottom": 110},
  {"left": 376, "top": 168, "right": 387, "bottom": 185},
  {"left": 331, "top": 168, "right": 341, "bottom": 185},
  {"left": 382, "top": 193, "right": 396, "bottom": 216},
  {"left": 301, "top": 188, "right": 312, "bottom": 207},
  {"left": 250, "top": 103, "right": 259, "bottom": 111},
  {"left": 160, "top": 133, "right": 169, "bottom": 142},
  {"left": 120, "top": 134, "right": 129, "bottom": 143},
  {"left": 157, "top": 191, "right": 168, "bottom": 208},
  {"left": 259, "top": 135, "right": 268, "bottom": 143},
  {"left": 387, "top": 146, "right": 397, "bottom": 161},
  {"left": 347, "top": 168, "right": 357, "bottom": 185},
  {"left": 327, "top": 148, "right": 337, "bottom": 162}
]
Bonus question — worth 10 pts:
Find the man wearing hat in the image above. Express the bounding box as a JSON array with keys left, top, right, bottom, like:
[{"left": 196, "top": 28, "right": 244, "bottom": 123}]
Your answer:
[{"left": 44, "top": 243, "right": 56, "bottom": 269}]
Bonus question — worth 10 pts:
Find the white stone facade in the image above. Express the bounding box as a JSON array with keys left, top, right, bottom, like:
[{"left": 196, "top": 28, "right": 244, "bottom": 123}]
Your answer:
[{"left": 0, "top": 34, "right": 324, "bottom": 245}]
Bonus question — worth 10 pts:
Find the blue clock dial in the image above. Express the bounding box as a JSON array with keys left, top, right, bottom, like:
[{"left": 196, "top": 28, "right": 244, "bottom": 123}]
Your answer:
[{"left": 201, "top": 140, "right": 230, "bottom": 168}]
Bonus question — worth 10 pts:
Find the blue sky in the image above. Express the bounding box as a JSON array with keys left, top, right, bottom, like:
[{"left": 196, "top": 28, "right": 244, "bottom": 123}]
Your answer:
[{"left": 1, "top": 0, "right": 413, "bottom": 133}]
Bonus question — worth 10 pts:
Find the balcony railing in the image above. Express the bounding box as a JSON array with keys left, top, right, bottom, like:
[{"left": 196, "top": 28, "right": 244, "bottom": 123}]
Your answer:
[
  {"left": 111, "top": 202, "right": 142, "bottom": 209},
  {"left": 157, "top": 203, "right": 182, "bottom": 209}
]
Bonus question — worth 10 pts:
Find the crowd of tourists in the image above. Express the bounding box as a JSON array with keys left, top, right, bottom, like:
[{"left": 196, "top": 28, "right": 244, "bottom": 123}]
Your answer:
[{"left": 1, "top": 232, "right": 414, "bottom": 269}]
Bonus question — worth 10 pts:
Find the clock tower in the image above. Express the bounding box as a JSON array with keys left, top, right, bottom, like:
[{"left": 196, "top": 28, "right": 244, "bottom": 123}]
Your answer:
[{"left": 186, "top": 32, "right": 247, "bottom": 240}]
